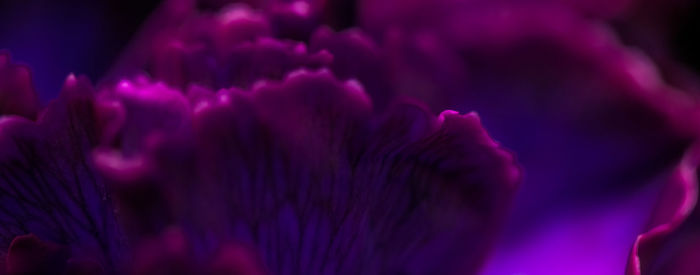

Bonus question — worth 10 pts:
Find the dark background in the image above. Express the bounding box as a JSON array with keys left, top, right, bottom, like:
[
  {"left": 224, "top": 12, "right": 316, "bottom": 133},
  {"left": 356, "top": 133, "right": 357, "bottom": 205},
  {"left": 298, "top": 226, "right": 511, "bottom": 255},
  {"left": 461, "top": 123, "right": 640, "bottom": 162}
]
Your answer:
[
  {"left": 0, "top": 0, "right": 160, "bottom": 102},
  {"left": 2, "top": 0, "right": 700, "bottom": 103}
]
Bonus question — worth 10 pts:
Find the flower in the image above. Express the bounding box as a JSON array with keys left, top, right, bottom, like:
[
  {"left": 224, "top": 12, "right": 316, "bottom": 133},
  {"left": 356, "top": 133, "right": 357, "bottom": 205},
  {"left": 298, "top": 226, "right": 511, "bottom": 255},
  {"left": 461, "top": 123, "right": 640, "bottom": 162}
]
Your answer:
[
  {"left": 110, "top": 1, "right": 700, "bottom": 274},
  {"left": 0, "top": 48, "right": 519, "bottom": 274},
  {"left": 2, "top": 0, "right": 700, "bottom": 274}
]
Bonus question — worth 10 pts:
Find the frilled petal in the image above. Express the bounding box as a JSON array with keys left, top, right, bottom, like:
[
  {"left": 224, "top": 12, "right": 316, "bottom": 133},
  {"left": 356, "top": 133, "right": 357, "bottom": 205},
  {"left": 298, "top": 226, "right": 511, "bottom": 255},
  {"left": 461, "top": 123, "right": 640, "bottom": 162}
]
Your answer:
[
  {"left": 310, "top": 27, "right": 393, "bottom": 108},
  {"left": 216, "top": 38, "right": 332, "bottom": 88},
  {"left": 627, "top": 145, "right": 700, "bottom": 275},
  {"left": 149, "top": 36, "right": 331, "bottom": 90},
  {"left": 96, "top": 78, "right": 193, "bottom": 155},
  {"left": 107, "top": 3, "right": 272, "bottom": 85},
  {"left": 267, "top": 1, "right": 323, "bottom": 40},
  {"left": 363, "top": 4, "right": 700, "bottom": 275},
  {"left": 0, "top": 74, "right": 121, "bottom": 272},
  {"left": 109, "top": 3, "right": 337, "bottom": 92},
  {"left": 147, "top": 0, "right": 328, "bottom": 39},
  {"left": 95, "top": 70, "right": 520, "bottom": 274},
  {"left": 0, "top": 52, "right": 39, "bottom": 119},
  {"left": 93, "top": 79, "right": 194, "bottom": 238}
]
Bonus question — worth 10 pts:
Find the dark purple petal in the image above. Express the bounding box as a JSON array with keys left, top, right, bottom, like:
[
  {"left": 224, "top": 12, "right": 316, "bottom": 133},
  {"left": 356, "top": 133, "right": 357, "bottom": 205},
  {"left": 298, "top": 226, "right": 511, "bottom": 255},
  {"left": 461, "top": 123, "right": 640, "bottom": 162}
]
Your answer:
[
  {"left": 0, "top": 52, "right": 39, "bottom": 119},
  {"left": 127, "top": 227, "right": 268, "bottom": 275},
  {"left": 93, "top": 79, "right": 193, "bottom": 238},
  {"left": 129, "top": 228, "right": 197, "bottom": 275},
  {"left": 219, "top": 38, "right": 332, "bottom": 88},
  {"left": 106, "top": 3, "right": 272, "bottom": 85},
  {"left": 310, "top": 27, "right": 393, "bottom": 108},
  {"left": 209, "top": 242, "right": 268, "bottom": 275},
  {"left": 0, "top": 73, "right": 122, "bottom": 271},
  {"left": 5, "top": 234, "right": 69, "bottom": 275},
  {"left": 95, "top": 69, "right": 520, "bottom": 274},
  {"left": 111, "top": 4, "right": 337, "bottom": 92},
  {"left": 96, "top": 78, "right": 192, "bottom": 155},
  {"left": 267, "top": 1, "right": 322, "bottom": 40}
]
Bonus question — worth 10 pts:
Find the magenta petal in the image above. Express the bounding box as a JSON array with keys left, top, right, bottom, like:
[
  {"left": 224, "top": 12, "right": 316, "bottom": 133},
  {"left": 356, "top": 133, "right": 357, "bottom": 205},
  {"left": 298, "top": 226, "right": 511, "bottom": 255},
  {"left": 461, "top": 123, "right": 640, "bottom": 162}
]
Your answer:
[
  {"left": 97, "top": 79, "right": 192, "bottom": 154},
  {"left": 94, "top": 79, "right": 193, "bottom": 238},
  {"left": 627, "top": 145, "right": 700, "bottom": 275}
]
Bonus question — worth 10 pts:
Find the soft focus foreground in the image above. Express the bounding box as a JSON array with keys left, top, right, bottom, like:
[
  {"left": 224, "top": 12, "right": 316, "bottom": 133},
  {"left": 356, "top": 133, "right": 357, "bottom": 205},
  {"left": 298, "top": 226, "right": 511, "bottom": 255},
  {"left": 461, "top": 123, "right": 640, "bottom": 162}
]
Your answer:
[{"left": 1, "top": 0, "right": 700, "bottom": 274}]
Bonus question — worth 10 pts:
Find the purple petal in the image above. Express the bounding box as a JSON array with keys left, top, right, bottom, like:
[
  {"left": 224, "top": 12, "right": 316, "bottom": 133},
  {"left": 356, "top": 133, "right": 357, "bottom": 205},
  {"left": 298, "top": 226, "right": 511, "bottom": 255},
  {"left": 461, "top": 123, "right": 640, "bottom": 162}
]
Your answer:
[
  {"left": 93, "top": 79, "right": 193, "bottom": 238},
  {"left": 96, "top": 78, "right": 192, "bottom": 155},
  {"left": 219, "top": 38, "right": 332, "bottom": 89},
  {"left": 106, "top": 3, "right": 272, "bottom": 85},
  {"left": 0, "top": 73, "right": 122, "bottom": 271},
  {"left": 267, "top": 1, "right": 322, "bottom": 40},
  {"left": 96, "top": 69, "right": 520, "bottom": 274},
  {"left": 113, "top": 4, "right": 337, "bottom": 92},
  {"left": 310, "top": 27, "right": 393, "bottom": 108}
]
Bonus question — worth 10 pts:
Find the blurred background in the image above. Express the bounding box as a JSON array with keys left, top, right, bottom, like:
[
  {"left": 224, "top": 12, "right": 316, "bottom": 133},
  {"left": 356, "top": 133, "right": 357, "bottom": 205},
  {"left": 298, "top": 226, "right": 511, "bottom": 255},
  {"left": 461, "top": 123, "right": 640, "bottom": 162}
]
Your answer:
[
  {"left": 0, "top": 0, "right": 160, "bottom": 102},
  {"left": 3, "top": 0, "right": 700, "bottom": 101}
]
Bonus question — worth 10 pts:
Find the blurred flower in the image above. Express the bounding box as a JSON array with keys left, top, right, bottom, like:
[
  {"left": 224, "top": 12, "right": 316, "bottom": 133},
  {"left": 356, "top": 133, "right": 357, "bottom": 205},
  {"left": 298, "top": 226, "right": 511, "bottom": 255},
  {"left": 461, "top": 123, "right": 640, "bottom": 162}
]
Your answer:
[
  {"left": 2, "top": 0, "right": 700, "bottom": 274},
  {"left": 0, "top": 48, "right": 518, "bottom": 274},
  {"left": 110, "top": 1, "right": 700, "bottom": 273}
]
